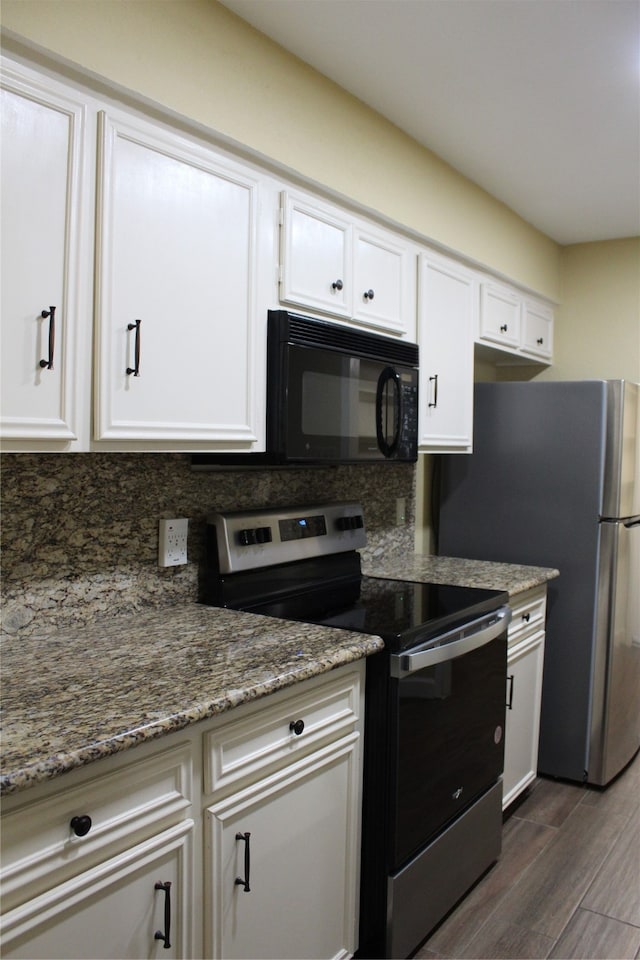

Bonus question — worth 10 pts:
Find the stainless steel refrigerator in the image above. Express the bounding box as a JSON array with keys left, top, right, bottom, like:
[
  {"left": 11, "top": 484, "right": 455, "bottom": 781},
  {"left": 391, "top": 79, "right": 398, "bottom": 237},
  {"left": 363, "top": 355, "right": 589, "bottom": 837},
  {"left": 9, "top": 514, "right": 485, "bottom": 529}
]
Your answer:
[{"left": 437, "top": 380, "right": 640, "bottom": 786}]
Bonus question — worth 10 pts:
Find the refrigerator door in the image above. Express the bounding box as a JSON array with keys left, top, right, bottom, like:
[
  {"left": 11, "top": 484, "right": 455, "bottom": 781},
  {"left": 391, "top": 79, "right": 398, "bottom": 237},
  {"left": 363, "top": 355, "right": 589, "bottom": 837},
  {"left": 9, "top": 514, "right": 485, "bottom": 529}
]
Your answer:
[
  {"left": 590, "top": 516, "right": 640, "bottom": 784},
  {"left": 438, "top": 381, "right": 609, "bottom": 782}
]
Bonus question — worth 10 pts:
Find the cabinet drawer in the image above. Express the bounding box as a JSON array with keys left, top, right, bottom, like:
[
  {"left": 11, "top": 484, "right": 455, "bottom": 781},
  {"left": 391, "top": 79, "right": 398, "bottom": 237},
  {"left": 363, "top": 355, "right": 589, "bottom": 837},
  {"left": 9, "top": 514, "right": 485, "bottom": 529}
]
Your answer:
[
  {"left": 204, "top": 668, "right": 361, "bottom": 796},
  {"left": 1, "top": 743, "right": 192, "bottom": 910},
  {"left": 508, "top": 587, "right": 547, "bottom": 647}
]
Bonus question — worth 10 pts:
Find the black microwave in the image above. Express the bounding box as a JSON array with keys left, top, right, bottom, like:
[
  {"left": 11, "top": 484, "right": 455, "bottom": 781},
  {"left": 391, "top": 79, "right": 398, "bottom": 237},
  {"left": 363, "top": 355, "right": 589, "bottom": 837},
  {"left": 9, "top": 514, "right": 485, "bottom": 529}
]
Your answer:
[{"left": 192, "top": 310, "right": 419, "bottom": 468}]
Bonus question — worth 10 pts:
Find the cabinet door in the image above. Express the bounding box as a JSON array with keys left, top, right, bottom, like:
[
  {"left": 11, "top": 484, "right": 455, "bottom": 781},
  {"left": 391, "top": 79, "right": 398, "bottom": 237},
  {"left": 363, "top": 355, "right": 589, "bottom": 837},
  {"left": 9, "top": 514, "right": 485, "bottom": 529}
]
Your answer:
[
  {"left": 503, "top": 633, "right": 545, "bottom": 808},
  {"left": 0, "top": 823, "right": 193, "bottom": 960},
  {"left": 95, "top": 111, "right": 263, "bottom": 447},
  {"left": 206, "top": 738, "right": 360, "bottom": 960},
  {"left": 418, "top": 254, "right": 475, "bottom": 452},
  {"left": 521, "top": 299, "right": 553, "bottom": 361},
  {"left": 479, "top": 282, "right": 521, "bottom": 348},
  {"left": 352, "top": 228, "right": 410, "bottom": 336},
  {"left": 280, "top": 191, "right": 352, "bottom": 317},
  {"left": 0, "top": 64, "right": 90, "bottom": 446}
]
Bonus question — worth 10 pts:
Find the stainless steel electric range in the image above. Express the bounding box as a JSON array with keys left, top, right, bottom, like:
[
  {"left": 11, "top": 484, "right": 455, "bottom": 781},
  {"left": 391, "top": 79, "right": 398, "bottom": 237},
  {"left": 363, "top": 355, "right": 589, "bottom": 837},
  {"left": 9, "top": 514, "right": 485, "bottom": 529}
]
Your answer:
[{"left": 201, "top": 502, "right": 510, "bottom": 959}]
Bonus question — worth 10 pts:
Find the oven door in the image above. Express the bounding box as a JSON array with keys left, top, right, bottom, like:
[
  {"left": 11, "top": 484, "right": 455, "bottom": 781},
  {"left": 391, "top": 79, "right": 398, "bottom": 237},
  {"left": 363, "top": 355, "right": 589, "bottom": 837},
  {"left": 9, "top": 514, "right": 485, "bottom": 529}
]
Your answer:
[{"left": 389, "top": 610, "right": 509, "bottom": 869}]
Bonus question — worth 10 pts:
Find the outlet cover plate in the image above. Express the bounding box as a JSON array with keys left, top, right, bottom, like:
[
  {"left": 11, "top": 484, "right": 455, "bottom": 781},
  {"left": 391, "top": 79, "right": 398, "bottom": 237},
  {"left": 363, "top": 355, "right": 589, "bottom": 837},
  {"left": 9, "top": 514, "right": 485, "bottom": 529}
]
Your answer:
[{"left": 159, "top": 518, "right": 189, "bottom": 567}]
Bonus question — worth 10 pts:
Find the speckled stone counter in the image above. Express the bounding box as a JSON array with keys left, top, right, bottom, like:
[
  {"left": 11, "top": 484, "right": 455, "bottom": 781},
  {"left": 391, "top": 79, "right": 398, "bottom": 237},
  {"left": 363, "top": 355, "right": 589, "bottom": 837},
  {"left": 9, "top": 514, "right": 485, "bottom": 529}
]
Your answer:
[
  {"left": 364, "top": 555, "right": 559, "bottom": 596},
  {"left": 0, "top": 604, "right": 383, "bottom": 797}
]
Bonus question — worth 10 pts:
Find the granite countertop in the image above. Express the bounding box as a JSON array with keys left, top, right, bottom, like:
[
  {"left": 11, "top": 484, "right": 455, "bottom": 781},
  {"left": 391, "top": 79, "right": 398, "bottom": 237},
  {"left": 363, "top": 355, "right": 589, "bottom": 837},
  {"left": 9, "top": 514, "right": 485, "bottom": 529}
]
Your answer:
[
  {"left": 1, "top": 556, "right": 558, "bottom": 799},
  {"left": 364, "top": 555, "right": 559, "bottom": 596},
  {"left": 0, "top": 604, "right": 383, "bottom": 797}
]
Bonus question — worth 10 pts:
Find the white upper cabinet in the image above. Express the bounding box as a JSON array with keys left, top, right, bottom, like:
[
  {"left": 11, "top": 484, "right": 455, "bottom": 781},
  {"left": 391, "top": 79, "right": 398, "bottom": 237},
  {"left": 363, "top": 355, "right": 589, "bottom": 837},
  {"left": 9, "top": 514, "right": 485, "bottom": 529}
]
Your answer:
[
  {"left": 418, "top": 252, "right": 476, "bottom": 453},
  {"left": 521, "top": 298, "right": 554, "bottom": 361},
  {"left": 0, "top": 62, "right": 92, "bottom": 449},
  {"left": 94, "top": 110, "right": 265, "bottom": 447},
  {"left": 352, "top": 228, "right": 411, "bottom": 336},
  {"left": 279, "top": 191, "right": 351, "bottom": 317},
  {"left": 279, "top": 190, "right": 415, "bottom": 338},
  {"left": 479, "top": 282, "right": 521, "bottom": 349},
  {"left": 2, "top": 55, "right": 555, "bottom": 455},
  {"left": 478, "top": 279, "right": 554, "bottom": 365}
]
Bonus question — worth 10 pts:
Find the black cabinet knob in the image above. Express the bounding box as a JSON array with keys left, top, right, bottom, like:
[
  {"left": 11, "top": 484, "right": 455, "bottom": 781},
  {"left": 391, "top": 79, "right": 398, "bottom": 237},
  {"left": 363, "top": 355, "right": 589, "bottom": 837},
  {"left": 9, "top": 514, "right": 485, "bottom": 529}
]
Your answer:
[
  {"left": 332, "top": 279, "right": 344, "bottom": 291},
  {"left": 290, "top": 719, "right": 305, "bottom": 736},
  {"left": 363, "top": 289, "right": 375, "bottom": 300},
  {"left": 500, "top": 324, "right": 508, "bottom": 333},
  {"left": 70, "top": 815, "right": 92, "bottom": 837}
]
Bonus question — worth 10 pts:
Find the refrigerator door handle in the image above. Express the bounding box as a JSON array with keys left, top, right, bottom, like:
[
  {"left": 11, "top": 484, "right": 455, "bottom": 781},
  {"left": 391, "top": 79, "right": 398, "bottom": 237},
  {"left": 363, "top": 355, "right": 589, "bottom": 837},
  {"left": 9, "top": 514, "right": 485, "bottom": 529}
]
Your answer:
[{"left": 623, "top": 517, "right": 640, "bottom": 529}]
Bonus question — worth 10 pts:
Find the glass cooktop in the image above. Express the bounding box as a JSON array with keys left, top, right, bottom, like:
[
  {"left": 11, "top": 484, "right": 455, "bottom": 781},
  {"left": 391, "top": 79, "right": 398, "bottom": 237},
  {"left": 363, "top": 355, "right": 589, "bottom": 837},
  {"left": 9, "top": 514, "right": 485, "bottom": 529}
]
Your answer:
[{"left": 243, "top": 575, "right": 508, "bottom": 652}]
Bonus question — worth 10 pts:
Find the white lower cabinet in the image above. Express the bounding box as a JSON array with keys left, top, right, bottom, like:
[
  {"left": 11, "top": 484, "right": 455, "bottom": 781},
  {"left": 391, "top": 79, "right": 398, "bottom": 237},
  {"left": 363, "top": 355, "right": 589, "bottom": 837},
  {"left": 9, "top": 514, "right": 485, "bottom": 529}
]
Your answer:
[
  {"left": 203, "top": 664, "right": 363, "bottom": 960},
  {"left": 206, "top": 740, "right": 359, "bottom": 959},
  {"left": 2, "top": 825, "right": 192, "bottom": 960},
  {"left": 0, "top": 662, "right": 365, "bottom": 960},
  {"left": 0, "top": 742, "right": 194, "bottom": 959},
  {"left": 503, "top": 587, "right": 547, "bottom": 808}
]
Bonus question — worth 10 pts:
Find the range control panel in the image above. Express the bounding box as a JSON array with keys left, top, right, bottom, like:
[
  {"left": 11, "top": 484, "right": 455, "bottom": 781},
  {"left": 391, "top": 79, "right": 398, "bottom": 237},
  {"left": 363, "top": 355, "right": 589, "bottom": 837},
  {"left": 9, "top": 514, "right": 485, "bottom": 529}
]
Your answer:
[{"left": 209, "top": 502, "right": 367, "bottom": 574}]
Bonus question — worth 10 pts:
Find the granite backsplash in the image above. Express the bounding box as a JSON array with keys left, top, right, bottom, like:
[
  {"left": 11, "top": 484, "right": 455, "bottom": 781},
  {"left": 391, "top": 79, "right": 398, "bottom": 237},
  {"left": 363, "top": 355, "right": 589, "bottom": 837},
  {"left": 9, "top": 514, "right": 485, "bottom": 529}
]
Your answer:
[{"left": 1, "top": 454, "right": 416, "bottom": 638}]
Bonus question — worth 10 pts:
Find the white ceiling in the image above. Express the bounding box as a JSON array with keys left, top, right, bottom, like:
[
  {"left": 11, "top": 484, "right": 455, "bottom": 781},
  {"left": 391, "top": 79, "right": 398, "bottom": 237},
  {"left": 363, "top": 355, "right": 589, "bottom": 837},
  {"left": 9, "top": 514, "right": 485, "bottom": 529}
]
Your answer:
[{"left": 219, "top": 0, "right": 640, "bottom": 245}]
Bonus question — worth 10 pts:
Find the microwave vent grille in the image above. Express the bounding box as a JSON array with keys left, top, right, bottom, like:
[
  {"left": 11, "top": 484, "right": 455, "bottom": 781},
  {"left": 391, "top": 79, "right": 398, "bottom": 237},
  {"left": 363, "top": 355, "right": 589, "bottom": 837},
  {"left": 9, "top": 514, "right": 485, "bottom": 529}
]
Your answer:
[{"left": 277, "top": 312, "right": 419, "bottom": 367}]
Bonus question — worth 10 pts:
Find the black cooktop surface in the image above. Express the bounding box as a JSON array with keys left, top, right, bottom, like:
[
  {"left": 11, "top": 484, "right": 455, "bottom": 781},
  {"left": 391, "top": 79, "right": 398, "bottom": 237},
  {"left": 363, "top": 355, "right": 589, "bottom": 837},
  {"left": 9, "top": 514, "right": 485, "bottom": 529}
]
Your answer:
[{"left": 241, "top": 575, "right": 508, "bottom": 652}]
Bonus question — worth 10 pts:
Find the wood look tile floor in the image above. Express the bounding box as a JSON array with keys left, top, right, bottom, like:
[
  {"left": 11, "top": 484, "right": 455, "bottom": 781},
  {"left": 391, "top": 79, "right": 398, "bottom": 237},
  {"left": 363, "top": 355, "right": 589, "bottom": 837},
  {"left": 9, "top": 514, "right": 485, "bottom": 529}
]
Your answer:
[{"left": 413, "top": 750, "right": 640, "bottom": 960}]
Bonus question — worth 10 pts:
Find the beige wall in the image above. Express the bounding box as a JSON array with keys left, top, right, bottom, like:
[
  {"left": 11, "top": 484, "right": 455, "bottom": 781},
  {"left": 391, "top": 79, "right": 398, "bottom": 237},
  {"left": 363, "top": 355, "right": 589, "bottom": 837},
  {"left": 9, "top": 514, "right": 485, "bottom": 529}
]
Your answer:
[
  {"left": 1, "top": 0, "right": 560, "bottom": 299},
  {"left": 541, "top": 239, "right": 640, "bottom": 382}
]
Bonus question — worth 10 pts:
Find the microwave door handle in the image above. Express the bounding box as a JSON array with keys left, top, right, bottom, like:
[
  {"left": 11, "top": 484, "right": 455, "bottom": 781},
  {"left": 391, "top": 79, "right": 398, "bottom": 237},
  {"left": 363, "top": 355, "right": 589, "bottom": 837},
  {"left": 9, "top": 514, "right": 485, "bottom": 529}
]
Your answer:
[{"left": 376, "top": 366, "right": 401, "bottom": 458}]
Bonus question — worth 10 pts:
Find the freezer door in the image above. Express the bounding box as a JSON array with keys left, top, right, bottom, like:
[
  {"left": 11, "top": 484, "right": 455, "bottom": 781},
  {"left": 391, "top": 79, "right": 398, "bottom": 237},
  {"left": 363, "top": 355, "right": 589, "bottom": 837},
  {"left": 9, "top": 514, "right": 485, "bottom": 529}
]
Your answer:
[
  {"left": 589, "top": 517, "right": 640, "bottom": 784},
  {"left": 602, "top": 381, "right": 639, "bottom": 519}
]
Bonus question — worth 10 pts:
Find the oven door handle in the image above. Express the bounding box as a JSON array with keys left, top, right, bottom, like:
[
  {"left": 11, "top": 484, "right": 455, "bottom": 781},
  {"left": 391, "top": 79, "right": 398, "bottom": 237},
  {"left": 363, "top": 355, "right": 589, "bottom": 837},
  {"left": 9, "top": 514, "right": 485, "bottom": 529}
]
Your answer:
[{"left": 390, "top": 608, "right": 511, "bottom": 677}]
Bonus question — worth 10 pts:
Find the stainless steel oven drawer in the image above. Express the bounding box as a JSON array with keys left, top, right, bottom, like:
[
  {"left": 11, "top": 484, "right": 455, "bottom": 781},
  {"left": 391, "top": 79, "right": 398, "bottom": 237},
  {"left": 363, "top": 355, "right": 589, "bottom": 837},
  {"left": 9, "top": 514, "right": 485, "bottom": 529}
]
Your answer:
[{"left": 387, "top": 778, "right": 503, "bottom": 960}]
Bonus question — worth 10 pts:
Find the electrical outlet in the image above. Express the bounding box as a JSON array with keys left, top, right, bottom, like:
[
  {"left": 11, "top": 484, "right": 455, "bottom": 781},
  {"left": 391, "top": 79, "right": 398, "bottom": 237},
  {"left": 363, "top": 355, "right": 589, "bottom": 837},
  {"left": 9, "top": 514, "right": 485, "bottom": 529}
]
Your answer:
[
  {"left": 159, "top": 518, "right": 189, "bottom": 567},
  {"left": 395, "top": 497, "right": 406, "bottom": 525}
]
